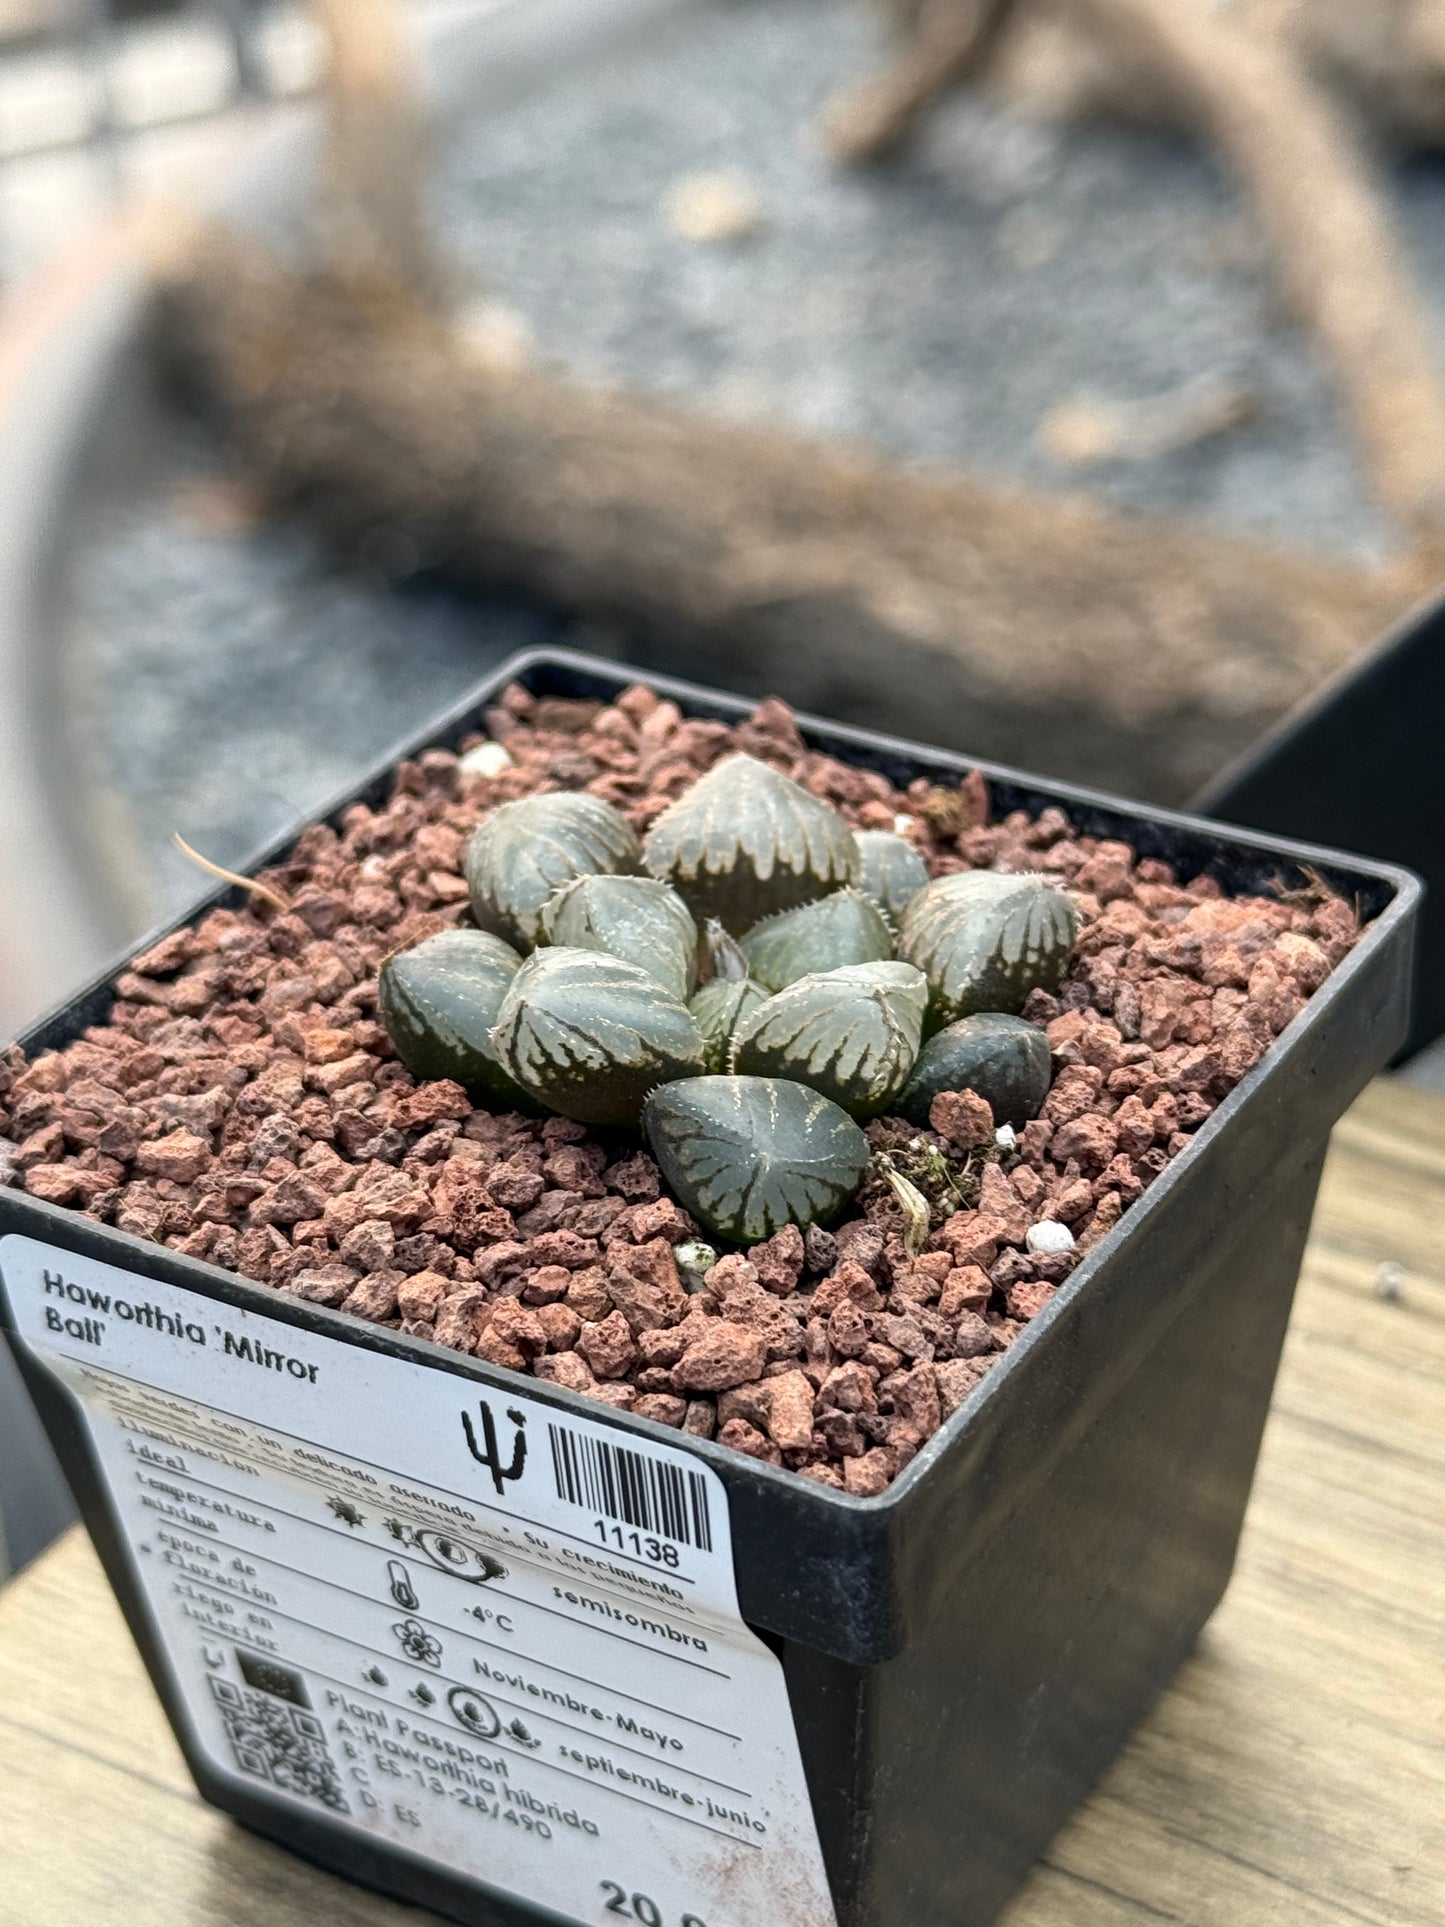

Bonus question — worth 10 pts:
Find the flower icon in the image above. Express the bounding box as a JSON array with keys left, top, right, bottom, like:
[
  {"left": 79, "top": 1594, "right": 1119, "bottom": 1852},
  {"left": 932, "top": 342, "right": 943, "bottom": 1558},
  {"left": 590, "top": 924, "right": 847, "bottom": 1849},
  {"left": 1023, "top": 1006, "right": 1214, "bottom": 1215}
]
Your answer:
[{"left": 390, "top": 1618, "right": 442, "bottom": 1668}]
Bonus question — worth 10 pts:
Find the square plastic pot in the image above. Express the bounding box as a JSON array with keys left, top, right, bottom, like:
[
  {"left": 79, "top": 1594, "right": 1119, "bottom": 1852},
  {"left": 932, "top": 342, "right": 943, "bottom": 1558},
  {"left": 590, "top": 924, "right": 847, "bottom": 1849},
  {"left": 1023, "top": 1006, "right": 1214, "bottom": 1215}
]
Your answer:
[{"left": 0, "top": 649, "right": 1420, "bottom": 1927}]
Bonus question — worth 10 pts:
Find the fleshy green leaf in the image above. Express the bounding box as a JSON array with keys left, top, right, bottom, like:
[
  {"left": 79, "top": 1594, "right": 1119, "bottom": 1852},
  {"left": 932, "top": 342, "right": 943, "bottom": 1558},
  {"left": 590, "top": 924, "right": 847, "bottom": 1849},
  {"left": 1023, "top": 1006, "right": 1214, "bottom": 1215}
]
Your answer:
[
  {"left": 541, "top": 874, "right": 698, "bottom": 998},
  {"left": 896, "top": 1012, "right": 1053, "bottom": 1128},
  {"left": 690, "top": 977, "right": 770, "bottom": 1073},
  {"left": 731, "top": 961, "right": 927, "bottom": 1117},
  {"left": 644, "top": 1076, "right": 870, "bottom": 1243},
  {"left": 900, "top": 871, "right": 1077, "bottom": 1023},
  {"left": 465, "top": 792, "right": 641, "bottom": 948},
  {"left": 490, "top": 948, "right": 704, "bottom": 1126},
  {"left": 855, "top": 830, "right": 930, "bottom": 922},
  {"left": 643, "top": 753, "right": 859, "bottom": 932},
  {"left": 739, "top": 888, "right": 894, "bottom": 992},
  {"left": 378, "top": 929, "right": 529, "bottom": 1106}
]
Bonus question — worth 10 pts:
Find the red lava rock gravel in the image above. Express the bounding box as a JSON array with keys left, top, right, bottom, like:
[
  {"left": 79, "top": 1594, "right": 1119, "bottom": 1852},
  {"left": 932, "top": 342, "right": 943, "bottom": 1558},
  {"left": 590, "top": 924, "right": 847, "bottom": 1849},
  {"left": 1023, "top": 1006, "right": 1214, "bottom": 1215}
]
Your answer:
[{"left": 0, "top": 684, "right": 1365, "bottom": 1494}]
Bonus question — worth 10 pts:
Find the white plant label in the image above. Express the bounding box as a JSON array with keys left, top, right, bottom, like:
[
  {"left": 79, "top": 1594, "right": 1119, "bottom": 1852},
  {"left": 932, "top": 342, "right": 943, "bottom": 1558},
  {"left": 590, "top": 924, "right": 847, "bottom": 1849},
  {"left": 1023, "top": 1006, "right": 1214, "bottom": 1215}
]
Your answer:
[{"left": 1, "top": 1234, "right": 837, "bottom": 1927}]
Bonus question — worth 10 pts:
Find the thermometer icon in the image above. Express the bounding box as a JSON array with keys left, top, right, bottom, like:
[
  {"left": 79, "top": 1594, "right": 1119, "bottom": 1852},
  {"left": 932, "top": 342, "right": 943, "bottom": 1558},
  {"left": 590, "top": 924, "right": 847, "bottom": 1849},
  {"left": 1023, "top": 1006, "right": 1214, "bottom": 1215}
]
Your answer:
[{"left": 387, "top": 1560, "right": 419, "bottom": 1611}]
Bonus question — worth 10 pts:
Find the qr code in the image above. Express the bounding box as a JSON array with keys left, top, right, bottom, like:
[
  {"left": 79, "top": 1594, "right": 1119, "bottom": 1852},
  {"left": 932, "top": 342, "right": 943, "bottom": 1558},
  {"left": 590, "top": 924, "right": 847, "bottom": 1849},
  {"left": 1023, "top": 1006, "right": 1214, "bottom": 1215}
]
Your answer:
[{"left": 211, "top": 1666, "right": 349, "bottom": 1812}]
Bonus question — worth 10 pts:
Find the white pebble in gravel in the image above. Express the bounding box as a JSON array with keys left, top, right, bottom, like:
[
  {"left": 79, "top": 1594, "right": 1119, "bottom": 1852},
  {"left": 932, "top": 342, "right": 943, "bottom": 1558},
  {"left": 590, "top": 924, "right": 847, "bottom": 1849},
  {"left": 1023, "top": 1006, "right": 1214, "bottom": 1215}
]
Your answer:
[
  {"left": 460, "top": 741, "right": 515, "bottom": 777},
  {"left": 673, "top": 1239, "right": 718, "bottom": 1294},
  {"left": 994, "top": 1124, "right": 1017, "bottom": 1150},
  {"left": 1026, "top": 1219, "right": 1076, "bottom": 1256}
]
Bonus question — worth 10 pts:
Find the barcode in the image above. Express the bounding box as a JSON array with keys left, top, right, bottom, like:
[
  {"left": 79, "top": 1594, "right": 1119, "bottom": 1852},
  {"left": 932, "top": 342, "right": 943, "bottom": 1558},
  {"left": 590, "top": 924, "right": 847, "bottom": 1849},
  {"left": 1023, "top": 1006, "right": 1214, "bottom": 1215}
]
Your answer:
[{"left": 548, "top": 1424, "right": 713, "bottom": 1551}]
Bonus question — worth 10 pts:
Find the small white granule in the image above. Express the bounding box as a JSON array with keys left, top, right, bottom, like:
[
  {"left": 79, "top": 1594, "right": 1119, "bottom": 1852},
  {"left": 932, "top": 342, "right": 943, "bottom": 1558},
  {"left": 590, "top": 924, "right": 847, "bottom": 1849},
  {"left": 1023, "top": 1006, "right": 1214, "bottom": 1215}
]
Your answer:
[
  {"left": 459, "top": 741, "right": 514, "bottom": 778},
  {"left": 1026, "top": 1220, "right": 1076, "bottom": 1256}
]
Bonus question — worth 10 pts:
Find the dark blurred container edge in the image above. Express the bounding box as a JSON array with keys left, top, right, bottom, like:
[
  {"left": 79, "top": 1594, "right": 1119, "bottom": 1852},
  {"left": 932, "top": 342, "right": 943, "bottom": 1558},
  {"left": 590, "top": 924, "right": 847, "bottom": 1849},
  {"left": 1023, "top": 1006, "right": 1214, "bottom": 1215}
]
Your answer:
[{"left": 1198, "top": 585, "right": 1444, "bottom": 1067}]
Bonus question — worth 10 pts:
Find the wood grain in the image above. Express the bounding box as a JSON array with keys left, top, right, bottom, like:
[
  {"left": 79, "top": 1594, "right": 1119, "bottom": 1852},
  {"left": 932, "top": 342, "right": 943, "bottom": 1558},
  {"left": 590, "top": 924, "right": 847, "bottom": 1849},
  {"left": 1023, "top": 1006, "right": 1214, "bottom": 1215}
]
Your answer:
[{"left": 2, "top": 1079, "right": 1441, "bottom": 1927}]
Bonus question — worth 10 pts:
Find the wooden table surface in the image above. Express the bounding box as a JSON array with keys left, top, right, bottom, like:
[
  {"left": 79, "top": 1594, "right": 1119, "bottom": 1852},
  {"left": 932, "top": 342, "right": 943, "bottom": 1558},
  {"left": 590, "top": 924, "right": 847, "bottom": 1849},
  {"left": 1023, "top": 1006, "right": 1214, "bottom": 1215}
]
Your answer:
[{"left": 3, "top": 1080, "right": 1442, "bottom": 1927}]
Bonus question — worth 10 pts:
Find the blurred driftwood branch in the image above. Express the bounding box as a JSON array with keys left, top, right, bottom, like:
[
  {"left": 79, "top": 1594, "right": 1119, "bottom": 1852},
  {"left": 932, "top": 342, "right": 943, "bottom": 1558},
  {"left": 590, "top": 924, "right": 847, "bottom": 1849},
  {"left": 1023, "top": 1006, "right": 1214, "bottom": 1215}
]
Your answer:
[
  {"left": 313, "top": 0, "right": 443, "bottom": 309},
  {"left": 825, "top": 0, "right": 1445, "bottom": 155},
  {"left": 151, "top": 0, "right": 1422, "bottom": 805},
  {"left": 157, "top": 233, "right": 1406, "bottom": 802},
  {"left": 822, "top": 0, "right": 1445, "bottom": 559}
]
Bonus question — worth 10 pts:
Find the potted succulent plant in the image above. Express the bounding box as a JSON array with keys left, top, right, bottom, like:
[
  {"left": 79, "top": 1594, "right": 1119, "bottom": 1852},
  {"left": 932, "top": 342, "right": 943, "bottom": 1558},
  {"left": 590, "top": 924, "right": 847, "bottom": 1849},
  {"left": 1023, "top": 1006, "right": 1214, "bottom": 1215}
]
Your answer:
[
  {"left": 380, "top": 755, "right": 1075, "bottom": 1268},
  {"left": 0, "top": 651, "right": 1418, "bottom": 1927}
]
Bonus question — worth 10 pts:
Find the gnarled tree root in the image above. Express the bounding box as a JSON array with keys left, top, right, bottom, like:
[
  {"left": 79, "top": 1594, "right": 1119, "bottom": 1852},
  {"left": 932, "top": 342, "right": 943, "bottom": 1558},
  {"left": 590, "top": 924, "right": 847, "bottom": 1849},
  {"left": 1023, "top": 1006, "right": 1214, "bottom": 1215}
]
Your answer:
[
  {"left": 822, "top": 0, "right": 1445, "bottom": 561},
  {"left": 154, "top": 230, "right": 1408, "bottom": 806}
]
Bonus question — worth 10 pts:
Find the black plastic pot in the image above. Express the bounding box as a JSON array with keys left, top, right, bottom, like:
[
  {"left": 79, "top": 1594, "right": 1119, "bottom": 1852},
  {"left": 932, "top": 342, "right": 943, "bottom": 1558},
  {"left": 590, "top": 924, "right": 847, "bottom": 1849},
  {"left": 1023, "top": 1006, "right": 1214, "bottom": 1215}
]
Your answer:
[
  {"left": 1197, "top": 587, "right": 1444, "bottom": 1064},
  {"left": 0, "top": 651, "right": 1420, "bottom": 1927}
]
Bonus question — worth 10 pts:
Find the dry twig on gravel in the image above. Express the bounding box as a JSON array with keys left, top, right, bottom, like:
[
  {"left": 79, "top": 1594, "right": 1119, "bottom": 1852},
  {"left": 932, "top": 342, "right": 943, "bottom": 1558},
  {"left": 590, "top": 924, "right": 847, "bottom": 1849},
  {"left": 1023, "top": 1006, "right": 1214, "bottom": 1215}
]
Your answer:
[
  {"left": 1079, "top": 0, "right": 1445, "bottom": 556},
  {"left": 817, "top": 0, "right": 1013, "bottom": 163},
  {"left": 1038, "top": 377, "right": 1258, "bottom": 469}
]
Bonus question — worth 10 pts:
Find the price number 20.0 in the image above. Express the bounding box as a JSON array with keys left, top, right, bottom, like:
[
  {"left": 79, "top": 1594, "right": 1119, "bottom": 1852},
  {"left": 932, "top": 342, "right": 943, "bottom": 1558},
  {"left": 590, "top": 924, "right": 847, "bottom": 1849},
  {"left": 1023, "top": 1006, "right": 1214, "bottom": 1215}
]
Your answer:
[{"left": 600, "top": 1881, "right": 705, "bottom": 1927}]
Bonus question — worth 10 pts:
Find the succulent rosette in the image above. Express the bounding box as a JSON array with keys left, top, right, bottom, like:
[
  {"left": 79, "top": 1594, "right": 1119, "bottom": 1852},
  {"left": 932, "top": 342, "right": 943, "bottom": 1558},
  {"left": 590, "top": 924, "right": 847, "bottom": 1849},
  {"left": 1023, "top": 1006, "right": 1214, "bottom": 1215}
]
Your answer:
[{"left": 382, "top": 741, "right": 1077, "bottom": 1238}]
